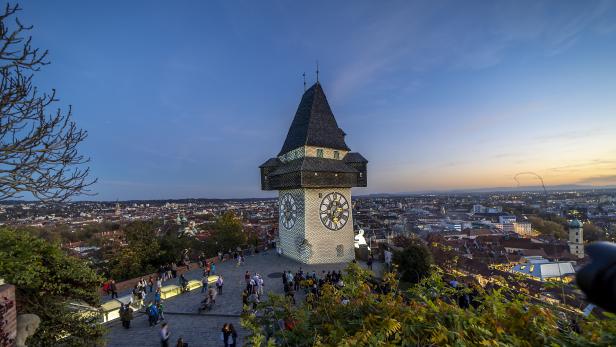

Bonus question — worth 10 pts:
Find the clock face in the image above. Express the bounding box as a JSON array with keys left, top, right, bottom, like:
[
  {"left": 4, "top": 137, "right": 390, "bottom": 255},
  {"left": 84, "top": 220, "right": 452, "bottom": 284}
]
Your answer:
[
  {"left": 279, "top": 193, "right": 298, "bottom": 229},
  {"left": 319, "top": 192, "right": 350, "bottom": 231}
]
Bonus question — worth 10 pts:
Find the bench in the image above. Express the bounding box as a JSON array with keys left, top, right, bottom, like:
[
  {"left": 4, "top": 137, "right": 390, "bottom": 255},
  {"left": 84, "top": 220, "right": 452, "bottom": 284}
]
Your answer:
[
  {"left": 160, "top": 285, "right": 182, "bottom": 299},
  {"left": 186, "top": 280, "right": 201, "bottom": 291},
  {"left": 100, "top": 300, "right": 122, "bottom": 323}
]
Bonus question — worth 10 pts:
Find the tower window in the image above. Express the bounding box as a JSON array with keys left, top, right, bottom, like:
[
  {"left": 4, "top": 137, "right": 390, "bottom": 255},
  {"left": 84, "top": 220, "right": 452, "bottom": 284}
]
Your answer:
[
  {"left": 336, "top": 244, "right": 344, "bottom": 257},
  {"left": 317, "top": 148, "right": 324, "bottom": 158},
  {"left": 333, "top": 150, "right": 340, "bottom": 159}
]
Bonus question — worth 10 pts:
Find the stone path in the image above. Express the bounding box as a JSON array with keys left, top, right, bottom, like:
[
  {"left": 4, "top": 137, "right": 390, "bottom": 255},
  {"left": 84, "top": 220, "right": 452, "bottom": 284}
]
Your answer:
[{"left": 104, "top": 250, "right": 366, "bottom": 346}]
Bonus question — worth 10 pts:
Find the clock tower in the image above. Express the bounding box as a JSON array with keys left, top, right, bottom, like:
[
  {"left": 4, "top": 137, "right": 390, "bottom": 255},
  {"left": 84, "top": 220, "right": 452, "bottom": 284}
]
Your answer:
[{"left": 259, "top": 82, "right": 367, "bottom": 264}]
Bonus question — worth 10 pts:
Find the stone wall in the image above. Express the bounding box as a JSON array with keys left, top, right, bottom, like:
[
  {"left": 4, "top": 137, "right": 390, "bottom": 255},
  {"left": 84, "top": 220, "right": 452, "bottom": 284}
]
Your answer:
[{"left": 0, "top": 284, "right": 16, "bottom": 346}]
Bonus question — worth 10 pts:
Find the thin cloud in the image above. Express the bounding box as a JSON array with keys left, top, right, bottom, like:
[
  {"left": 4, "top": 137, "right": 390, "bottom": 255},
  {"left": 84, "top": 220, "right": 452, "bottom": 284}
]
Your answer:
[{"left": 577, "top": 174, "right": 616, "bottom": 185}]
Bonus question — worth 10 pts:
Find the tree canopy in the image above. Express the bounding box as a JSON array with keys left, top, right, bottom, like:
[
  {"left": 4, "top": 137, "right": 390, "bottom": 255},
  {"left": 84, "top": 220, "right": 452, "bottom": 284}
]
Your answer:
[
  {"left": 528, "top": 216, "right": 567, "bottom": 240},
  {"left": 392, "top": 236, "right": 433, "bottom": 283},
  {"left": 0, "top": 228, "right": 104, "bottom": 346},
  {"left": 242, "top": 263, "right": 616, "bottom": 346}
]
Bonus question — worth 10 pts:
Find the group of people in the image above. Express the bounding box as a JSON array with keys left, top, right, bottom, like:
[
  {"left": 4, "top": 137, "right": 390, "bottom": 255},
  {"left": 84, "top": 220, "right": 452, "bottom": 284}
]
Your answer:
[
  {"left": 158, "top": 262, "right": 180, "bottom": 282},
  {"left": 199, "top": 272, "right": 223, "bottom": 313},
  {"left": 241, "top": 271, "right": 265, "bottom": 310},
  {"left": 103, "top": 279, "right": 119, "bottom": 298},
  {"left": 282, "top": 268, "right": 344, "bottom": 304},
  {"left": 146, "top": 300, "right": 165, "bottom": 327}
]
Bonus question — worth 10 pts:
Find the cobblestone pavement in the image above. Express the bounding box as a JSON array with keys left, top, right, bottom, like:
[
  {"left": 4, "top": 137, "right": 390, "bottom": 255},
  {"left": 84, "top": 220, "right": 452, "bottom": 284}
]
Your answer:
[{"left": 105, "top": 250, "right": 360, "bottom": 347}]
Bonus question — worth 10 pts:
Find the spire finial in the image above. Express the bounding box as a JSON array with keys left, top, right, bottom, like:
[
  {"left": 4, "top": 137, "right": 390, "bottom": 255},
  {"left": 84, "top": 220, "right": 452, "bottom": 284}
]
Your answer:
[
  {"left": 302, "top": 72, "right": 306, "bottom": 92},
  {"left": 316, "top": 60, "right": 319, "bottom": 83}
]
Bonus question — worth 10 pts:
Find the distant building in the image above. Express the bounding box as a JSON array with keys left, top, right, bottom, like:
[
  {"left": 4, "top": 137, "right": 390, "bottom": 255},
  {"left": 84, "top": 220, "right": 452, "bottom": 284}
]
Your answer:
[
  {"left": 568, "top": 219, "right": 584, "bottom": 259},
  {"left": 498, "top": 215, "right": 516, "bottom": 224},
  {"left": 513, "top": 221, "right": 533, "bottom": 236},
  {"left": 471, "top": 204, "right": 502, "bottom": 214},
  {"left": 511, "top": 256, "right": 575, "bottom": 281}
]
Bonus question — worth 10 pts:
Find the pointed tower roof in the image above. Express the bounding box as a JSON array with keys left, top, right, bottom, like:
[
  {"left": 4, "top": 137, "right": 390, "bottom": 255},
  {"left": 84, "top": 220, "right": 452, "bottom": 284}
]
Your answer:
[{"left": 278, "top": 83, "right": 350, "bottom": 156}]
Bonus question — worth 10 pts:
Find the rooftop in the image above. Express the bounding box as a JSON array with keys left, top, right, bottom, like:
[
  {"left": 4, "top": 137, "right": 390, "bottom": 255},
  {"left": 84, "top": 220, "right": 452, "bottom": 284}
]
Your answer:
[{"left": 278, "top": 83, "right": 350, "bottom": 156}]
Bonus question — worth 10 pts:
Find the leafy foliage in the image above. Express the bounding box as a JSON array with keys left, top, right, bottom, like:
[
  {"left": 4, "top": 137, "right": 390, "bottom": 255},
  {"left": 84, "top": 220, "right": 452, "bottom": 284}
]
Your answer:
[
  {"left": 242, "top": 263, "right": 616, "bottom": 346},
  {"left": 392, "top": 236, "right": 433, "bottom": 283},
  {"left": 202, "top": 211, "right": 247, "bottom": 256},
  {"left": 528, "top": 216, "right": 567, "bottom": 240},
  {"left": 583, "top": 223, "right": 608, "bottom": 242},
  {"left": 0, "top": 228, "right": 104, "bottom": 346}
]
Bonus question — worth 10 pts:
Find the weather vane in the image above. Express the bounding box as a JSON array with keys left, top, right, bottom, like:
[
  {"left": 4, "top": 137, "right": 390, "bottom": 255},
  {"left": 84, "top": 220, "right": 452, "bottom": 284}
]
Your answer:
[{"left": 316, "top": 60, "right": 319, "bottom": 83}]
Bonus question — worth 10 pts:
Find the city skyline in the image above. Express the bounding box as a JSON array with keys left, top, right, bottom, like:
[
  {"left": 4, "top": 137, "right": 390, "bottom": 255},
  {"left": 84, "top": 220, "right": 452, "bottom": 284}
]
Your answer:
[{"left": 21, "top": 1, "right": 616, "bottom": 200}]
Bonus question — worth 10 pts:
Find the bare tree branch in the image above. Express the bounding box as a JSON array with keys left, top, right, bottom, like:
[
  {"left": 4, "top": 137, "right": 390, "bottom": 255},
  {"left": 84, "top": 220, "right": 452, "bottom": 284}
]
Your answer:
[{"left": 0, "top": 3, "right": 95, "bottom": 202}]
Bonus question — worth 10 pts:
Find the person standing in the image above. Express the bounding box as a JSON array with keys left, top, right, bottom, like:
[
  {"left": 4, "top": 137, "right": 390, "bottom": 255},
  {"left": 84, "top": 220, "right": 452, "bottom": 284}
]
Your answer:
[
  {"left": 201, "top": 274, "right": 209, "bottom": 293},
  {"left": 148, "top": 276, "right": 154, "bottom": 293},
  {"left": 110, "top": 279, "right": 118, "bottom": 299},
  {"left": 367, "top": 255, "right": 373, "bottom": 270},
  {"left": 211, "top": 263, "right": 216, "bottom": 275},
  {"left": 157, "top": 302, "right": 165, "bottom": 322},
  {"left": 242, "top": 290, "right": 249, "bottom": 311},
  {"left": 119, "top": 304, "right": 133, "bottom": 329},
  {"left": 227, "top": 324, "right": 238, "bottom": 347},
  {"left": 154, "top": 288, "right": 162, "bottom": 305},
  {"left": 179, "top": 274, "right": 188, "bottom": 292},
  {"left": 171, "top": 262, "right": 178, "bottom": 279},
  {"left": 160, "top": 322, "right": 170, "bottom": 347},
  {"left": 216, "top": 275, "right": 224, "bottom": 295},
  {"left": 148, "top": 302, "right": 159, "bottom": 327},
  {"left": 176, "top": 337, "right": 188, "bottom": 347}
]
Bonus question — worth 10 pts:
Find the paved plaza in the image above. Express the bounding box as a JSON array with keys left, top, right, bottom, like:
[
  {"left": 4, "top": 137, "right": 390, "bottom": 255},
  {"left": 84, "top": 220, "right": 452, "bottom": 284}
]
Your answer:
[{"left": 104, "top": 250, "right": 375, "bottom": 346}]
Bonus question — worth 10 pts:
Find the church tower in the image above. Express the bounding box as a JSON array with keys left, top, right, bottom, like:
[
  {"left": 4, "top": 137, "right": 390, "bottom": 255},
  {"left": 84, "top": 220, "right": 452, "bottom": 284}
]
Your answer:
[
  {"left": 568, "top": 219, "right": 584, "bottom": 259},
  {"left": 259, "top": 82, "right": 367, "bottom": 264}
]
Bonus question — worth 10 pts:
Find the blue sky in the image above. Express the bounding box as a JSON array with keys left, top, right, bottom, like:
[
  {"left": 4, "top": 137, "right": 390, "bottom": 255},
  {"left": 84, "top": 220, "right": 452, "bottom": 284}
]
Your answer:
[{"left": 20, "top": 0, "right": 616, "bottom": 199}]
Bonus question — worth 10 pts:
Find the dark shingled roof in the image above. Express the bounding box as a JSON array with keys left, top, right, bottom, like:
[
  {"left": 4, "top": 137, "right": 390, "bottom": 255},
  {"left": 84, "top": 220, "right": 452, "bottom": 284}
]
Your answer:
[
  {"left": 259, "top": 158, "right": 281, "bottom": 168},
  {"left": 269, "top": 157, "right": 358, "bottom": 176},
  {"left": 278, "top": 83, "right": 350, "bottom": 156},
  {"left": 344, "top": 152, "right": 368, "bottom": 163}
]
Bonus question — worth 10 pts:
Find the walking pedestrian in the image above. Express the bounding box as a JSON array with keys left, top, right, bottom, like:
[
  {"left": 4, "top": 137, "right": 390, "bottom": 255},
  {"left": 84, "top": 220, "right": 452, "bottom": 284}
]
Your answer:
[
  {"left": 211, "top": 263, "right": 216, "bottom": 275},
  {"left": 160, "top": 322, "right": 170, "bottom": 347},
  {"left": 148, "top": 276, "right": 154, "bottom": 293}
]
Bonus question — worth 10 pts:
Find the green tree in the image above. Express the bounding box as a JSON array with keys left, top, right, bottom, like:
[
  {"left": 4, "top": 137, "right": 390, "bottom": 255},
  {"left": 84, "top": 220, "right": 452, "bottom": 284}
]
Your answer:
[
  {"left": 392, "top": 237, "right": 433, "bottom": 283},
  {"left": 528, "top": 216, "right": 567, "bottom": 240},
  {"left": 106, "top": 221, "right": 161, "bottom": 280},
  {"left": 203, "top": 211, "right": 246, "bottom": 256},
  {"left": 0, "top": 228, "right": 104, "bottom": 346},
  {"left": 583, "top": 223, "right": 606, "bottom": 242}
]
